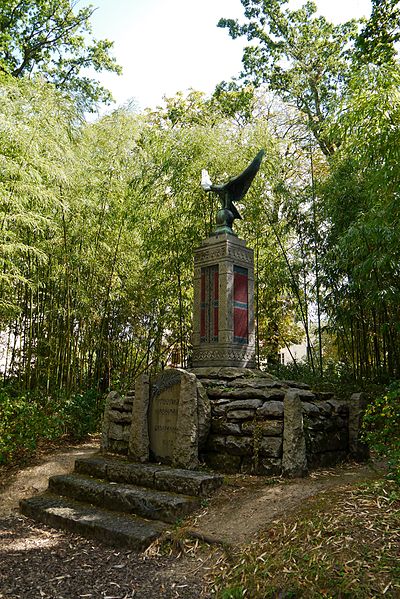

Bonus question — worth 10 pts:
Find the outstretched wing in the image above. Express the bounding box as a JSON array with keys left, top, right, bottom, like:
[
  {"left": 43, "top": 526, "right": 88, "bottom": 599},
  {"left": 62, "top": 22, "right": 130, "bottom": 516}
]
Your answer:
[{"left": 222, "top": 149, "right": 265, "bottom": 203}]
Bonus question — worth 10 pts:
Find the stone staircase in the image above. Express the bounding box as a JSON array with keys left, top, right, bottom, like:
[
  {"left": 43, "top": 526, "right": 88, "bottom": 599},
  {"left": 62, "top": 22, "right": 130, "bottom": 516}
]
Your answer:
[{"left": 20, "top": 454, "right": 223, "bottom": 550}]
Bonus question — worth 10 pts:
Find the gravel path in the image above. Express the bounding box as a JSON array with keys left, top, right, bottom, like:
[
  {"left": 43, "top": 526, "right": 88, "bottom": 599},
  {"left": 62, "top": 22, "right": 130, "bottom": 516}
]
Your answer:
[{"left": 0, "top": 515, "right": 210, "bottom": 599}]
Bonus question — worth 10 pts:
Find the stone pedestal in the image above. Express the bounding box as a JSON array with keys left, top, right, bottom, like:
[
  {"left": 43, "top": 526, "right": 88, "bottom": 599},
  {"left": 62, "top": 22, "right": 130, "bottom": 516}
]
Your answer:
[{"left": 192, "top": 233, "right": 255, "bottom": 368}]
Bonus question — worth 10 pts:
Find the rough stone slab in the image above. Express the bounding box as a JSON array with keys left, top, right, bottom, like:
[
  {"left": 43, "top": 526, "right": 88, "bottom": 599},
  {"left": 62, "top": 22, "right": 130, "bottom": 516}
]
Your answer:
[
  {"left": 256, "top": 401, "right": 284, "bottom": 419},
  {"left": 225, "top": 435, "right": 253, "bottom": 456},
  {"left": 282, "top": 390, "right": 308, "bottom": 477},
  {"left": 195, "top": 379, "right": 227, "bottom": 387},
  {"left": 226, "top": 379, "right": 283, "bottom": 389},
  {"left": 218, "top": 367, "right": 270, "bottom": 379},
  {"left": 302, "top": 402, "right": 321, "bottom": 416},
  {"left": 101, "top": 391, "right": 121, "bottom": 452},
  {"left": 174, "top": 370, "right": 199, "bottom": 469},
  {"left": 327, "top": 399, "right": 349, "bottom": 415},
  {"left": 281, "top": 380, "right": 310, "bottom": 390},
  {"left": 129, "top": 374, "right": 150, "bottom": 463},
  {"left": 189, "top": 368, "right": 225, "bottom": 379},
  {"left": 75, "top": 455, "right": 222, "bottom": 496},
  {"left": 207, "top": 387, "right": 284, "bottom": 400},
  {"left": 258, "top": 437, "right": 282, "bottom": 458},
  {"left": 75, "top": 455, "right": 108, "bottom": 478},
  {"left": 307, "top": 430, "right": 349, "bottom": 453},
  {"left": 105, "top": 460, "right": 164, "bottom": 488},
  {"left": 242, "top": 420, "right": 283, "bottom": 436},
  {"left": 205, "top": 435, "right": 226, "bottom": 452},
  {"left": 196, "top": 380, "right": 211, "bottom": 448},
  {"left": 154, "top": 469, "right": 223, "bottom": 497},
  {"left": 291, "top": 389, "right": 316, "bottom": 401},
  {"left": 20, "top": 494, "right": 167, "bottom": 550},
  {"left": 226, "top": 409, "right": 255, "bottom": 421},
  {"left": 48, "top": 474, "right": 200, "bottom": 524},
  {"left": 109, "top": 409, "right": 132, "bottom": 424},
  {"left": 225, "top": 399, "right": 263, "bottom": 410},
  {"left": 241, "top": 456, "right": 282, "bottom": 476},
  {"left": 211, "top": 419, "right": 242, "bottom": 435},
  {"left": 304, "top": 415, "right": 347, "bottom": 432},
  {"left": 211, "top": 404, "right": 230, "bottom": 416},
  {"left": 203, "top": 452, "right": 241, "bottom": 473},
  {"left": 316, "top": 401, "right": 334, "bottom": 416},
  {"left": 107, "top": 391, "right": 126, "bottom": 411},
  {"left": 49, "top": 474, "right": 104, "bottom": 504},
  {"left": 108, "top": 440, "right": 128, "bottom": 455},
  {"left": 108, "top": 422, "right": 130, "bottom": 442},
  {"left": 316, "top": 391, "right": 335, "bottom": 401},
  {"left": 189, "top": 367, "right": 274, "bottom": 380}
]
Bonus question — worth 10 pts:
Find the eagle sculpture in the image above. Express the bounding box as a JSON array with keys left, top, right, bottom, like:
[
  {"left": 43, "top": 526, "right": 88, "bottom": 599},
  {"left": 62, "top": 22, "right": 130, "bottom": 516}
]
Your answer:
[{"left": 201, "top": 149, "right": 265, "bottom": 234}]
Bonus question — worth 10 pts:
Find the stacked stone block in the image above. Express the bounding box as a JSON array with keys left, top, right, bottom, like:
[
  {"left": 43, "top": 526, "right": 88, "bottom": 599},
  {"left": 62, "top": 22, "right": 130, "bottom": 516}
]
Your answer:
[
  {"left": 191, "top": 367, "right": 353, "bottom": 475},
  {"left": 101, "top": 390, "right": 134, "bottom": 454},
  {"left": 302, "top": 396, "right": 349, "bottom": 467},
  {"left": 101, "top": 367, "right": 365, "bottom": 477},
  {"left": 192, "top": 367, "right": 285, "bottom": 475}
]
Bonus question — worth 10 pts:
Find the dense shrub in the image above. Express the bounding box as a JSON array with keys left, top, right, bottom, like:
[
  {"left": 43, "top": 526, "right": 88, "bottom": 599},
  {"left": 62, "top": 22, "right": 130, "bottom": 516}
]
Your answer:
[
  {"left": 267, "top": 360, "right": 360, "bottom": 396},
  {"left": 362, "top": 381, "right": 400, "bottom": 484},
  {"left": 0, "top": 386, "right": 104, "bottom": 465},
  {"left": 267, "top": 359, "right": 387, "bottom": 401}
]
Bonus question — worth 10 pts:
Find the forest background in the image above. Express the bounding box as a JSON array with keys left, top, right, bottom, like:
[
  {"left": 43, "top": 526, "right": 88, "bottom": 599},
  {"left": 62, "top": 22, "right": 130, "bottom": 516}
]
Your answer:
[{"left": 0, "top": 0, "right": 399, "bottom": 474}]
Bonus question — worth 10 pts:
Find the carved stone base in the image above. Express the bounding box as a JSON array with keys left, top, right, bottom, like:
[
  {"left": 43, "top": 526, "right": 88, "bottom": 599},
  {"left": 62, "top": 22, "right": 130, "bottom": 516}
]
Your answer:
[{"left": 192, "top": 345, "right": 256, "bottom": 369}]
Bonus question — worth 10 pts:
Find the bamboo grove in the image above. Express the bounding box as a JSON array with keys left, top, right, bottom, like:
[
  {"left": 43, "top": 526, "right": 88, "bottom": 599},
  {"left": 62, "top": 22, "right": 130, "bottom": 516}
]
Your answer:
[{"left": 1, "top": 8, "right": 400, "bottom": 401}]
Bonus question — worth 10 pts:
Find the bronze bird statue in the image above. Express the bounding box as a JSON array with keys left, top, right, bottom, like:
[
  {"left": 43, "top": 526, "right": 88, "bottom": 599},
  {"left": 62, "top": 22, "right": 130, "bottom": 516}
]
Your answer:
[{"left": 201, "top": 149, "right": 265, "bottom": 234}]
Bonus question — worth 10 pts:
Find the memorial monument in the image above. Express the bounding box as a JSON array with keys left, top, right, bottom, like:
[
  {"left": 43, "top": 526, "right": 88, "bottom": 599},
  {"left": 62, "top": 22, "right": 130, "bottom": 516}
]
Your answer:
[
  {"left": 192, "top": 150, "right": 265, "bottom": 368},
  {"left": 19, "top": 149, "right": 367, "bottom": 550}
]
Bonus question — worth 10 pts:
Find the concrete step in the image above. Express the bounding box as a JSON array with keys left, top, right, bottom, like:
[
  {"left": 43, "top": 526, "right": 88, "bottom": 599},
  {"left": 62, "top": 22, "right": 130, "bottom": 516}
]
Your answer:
[
  {"left": 20, "top": 494, "right": 168, "bottom": 550},
  {"left": 48, "top": 473, "right": 201, "bottom": 523},
  {"left": 74, "top": 454, "right": 224, "bottom": 497}
]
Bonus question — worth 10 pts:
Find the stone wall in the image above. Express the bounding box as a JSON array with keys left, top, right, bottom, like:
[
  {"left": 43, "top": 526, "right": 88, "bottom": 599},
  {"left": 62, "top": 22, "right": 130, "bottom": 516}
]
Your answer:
[
  {"left": 303, "top": 397, "right": 349, "bottom": 468},
  {"left": 101, "top": 368, "right": 366, "bottom": 477},
  {"left": 191, "top": 367, "right": 361, "bottom": 475},
  {"left": 191, "top": 367, "right": 284, "bottom": 475}
]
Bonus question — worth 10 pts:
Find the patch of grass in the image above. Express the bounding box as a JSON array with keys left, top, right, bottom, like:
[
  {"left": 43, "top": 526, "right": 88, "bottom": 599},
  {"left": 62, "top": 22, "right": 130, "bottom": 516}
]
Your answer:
[{"left": 212, "top": 480, "right": 400, "bottom": 598}]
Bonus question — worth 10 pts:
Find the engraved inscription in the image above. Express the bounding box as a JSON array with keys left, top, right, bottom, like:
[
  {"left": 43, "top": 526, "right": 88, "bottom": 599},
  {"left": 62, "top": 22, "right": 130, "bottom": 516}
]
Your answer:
[{"left": 148, "top": 385, "right": 180, "bottom": 461}]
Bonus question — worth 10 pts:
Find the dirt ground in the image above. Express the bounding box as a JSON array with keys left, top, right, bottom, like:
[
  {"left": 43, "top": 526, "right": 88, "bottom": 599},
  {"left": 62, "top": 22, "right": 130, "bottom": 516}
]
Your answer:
[{"left": 0, "top": 442, "right": 386, "bottom": 599}]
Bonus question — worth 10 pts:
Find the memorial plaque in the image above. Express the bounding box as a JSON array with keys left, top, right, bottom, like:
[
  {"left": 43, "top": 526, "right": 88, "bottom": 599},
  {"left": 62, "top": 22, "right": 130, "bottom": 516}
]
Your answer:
[{"left": 148, "top": 370, "right": 181, "bottom": 463}]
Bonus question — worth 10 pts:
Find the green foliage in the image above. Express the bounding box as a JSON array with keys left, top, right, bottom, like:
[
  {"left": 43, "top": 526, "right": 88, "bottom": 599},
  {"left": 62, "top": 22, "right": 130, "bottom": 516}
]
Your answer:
[
  {"left": 0, "top": 0, "right": 121, "bottom": 110},
  {"left": 320, "top": 61, "right": 400, "bottom": 380},
  {"left": 0, "top": 385, "right": 103, "bottom": 465},
  {"left": 268, "top": 359, "right": 362, "bottom": 397},
  {"left": 218, "top": 0, "right": 360, "bottom": 155},
  {"left": 220, "top": 588, "right": 245, "bottom": 599},
  {"left": 363, "top": 382, "right": 400, "bottom": 483},
  {"left": 355, "top": 0, "right": 400, "bottom": 65},
  {"left": 0, "top": 77, "right": 291, "bottom": 392},
  {"left": 219, "top": 0, "right": 400, "bottom": 382}
]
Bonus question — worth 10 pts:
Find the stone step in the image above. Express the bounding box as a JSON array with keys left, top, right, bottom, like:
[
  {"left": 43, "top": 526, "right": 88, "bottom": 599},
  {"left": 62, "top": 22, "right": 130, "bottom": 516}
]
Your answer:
[
  {"left": 20, "top": 494, "right": 168, "bottom": 550},
  {"left": 74, "top": 454, "right": 223, "bottom": 497},
  {"left": 48, "top": 473, "right": 201, "bottom": 523}
]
